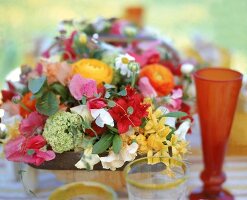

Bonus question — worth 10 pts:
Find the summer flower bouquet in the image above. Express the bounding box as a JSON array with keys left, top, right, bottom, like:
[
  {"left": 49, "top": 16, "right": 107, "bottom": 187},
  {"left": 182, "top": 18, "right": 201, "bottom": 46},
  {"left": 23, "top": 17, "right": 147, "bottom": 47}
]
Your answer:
[{"left": 0, "top": 18, "right": 192, "bottom": 171}]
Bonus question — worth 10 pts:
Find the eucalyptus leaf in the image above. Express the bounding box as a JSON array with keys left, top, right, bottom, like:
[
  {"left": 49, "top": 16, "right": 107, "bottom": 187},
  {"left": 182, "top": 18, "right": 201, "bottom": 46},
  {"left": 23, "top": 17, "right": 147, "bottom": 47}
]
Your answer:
[
  {"left": 104, "top": 83, "right": 116, "bottom": 89},
  {"left": 92, "top": 133, "right": 114, "bottom": 154},
  {"left": 165, "top": 111, "right": 187, "bottom": 118},
  {"left": 118, "top": 89, "right": 127, "bottom": 96},
  {"left": 36, "top": 92, "right": 59, "bottom": 116},
  {"left": 127, "top": 106, "right": 134, "bottom": 115},
  {"left": 28, "top": 76, "right": 46, "bottom": 94},
  {"left": 112, "top": 134, "right": 122, "bottom": 154},
  {"left": 107, "top": 100, "right": 116, "bottom": 108},
  {"left": 27, "top": 149, "right": 35, "bottom": 155}
]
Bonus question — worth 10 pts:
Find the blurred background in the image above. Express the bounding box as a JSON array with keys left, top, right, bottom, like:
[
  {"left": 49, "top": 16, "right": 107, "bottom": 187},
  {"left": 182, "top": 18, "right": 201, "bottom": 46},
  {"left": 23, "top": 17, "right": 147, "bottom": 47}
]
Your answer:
[{"left": 0, "top": 0, "right": 247, "bottom": 87}]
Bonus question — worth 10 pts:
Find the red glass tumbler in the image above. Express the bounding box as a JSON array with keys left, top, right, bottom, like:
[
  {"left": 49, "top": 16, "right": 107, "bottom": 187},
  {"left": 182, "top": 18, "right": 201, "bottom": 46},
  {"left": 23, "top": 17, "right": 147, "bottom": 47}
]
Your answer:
[{"left": 189, "top": 68, "right": 243, "bottom": 200}]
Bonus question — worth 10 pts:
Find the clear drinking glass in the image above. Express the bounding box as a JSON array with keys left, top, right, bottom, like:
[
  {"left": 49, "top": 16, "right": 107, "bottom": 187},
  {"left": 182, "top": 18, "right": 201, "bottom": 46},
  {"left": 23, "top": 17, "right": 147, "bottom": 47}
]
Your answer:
[{"left": 124, "top": 156, "right": 188, "bottom": 200}]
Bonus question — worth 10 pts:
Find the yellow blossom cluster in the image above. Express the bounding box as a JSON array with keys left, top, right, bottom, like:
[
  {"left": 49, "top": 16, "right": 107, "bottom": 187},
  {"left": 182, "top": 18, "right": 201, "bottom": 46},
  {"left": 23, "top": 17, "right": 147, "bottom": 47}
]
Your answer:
[{"left": 122, "top": 99, "right": 188, "bottom": 162}]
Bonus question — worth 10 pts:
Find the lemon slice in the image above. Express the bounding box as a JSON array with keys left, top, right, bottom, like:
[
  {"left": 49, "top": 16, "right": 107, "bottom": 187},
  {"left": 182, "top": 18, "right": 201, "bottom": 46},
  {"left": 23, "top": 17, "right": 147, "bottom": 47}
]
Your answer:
[{"left": 49, "top": 181, "right": 118, "bottom": 200}]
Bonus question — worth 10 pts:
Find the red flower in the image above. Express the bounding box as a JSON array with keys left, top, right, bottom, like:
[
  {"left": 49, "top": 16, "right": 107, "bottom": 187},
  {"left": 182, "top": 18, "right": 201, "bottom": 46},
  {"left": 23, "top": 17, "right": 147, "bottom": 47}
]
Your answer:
[
  {"left": 19, "top": 111, "right": 47, "bottom": 137},
  {"left": 63, "top": 31, "right": 77, "bottom": 60},
  {"left": 109, "top": 86, "right": 149, "bottom": 134},
  {"left": 160, "top": 61, "right": 182, "bottom": 76},
  {"left": 4, "top": 135, "right": 55, "bottom": 166},
  {"left": 85, "top": 121, "right": 106, "bottom": 137},
  {"left": 88, "top": 98, "right": 107, "bottom": 109}
]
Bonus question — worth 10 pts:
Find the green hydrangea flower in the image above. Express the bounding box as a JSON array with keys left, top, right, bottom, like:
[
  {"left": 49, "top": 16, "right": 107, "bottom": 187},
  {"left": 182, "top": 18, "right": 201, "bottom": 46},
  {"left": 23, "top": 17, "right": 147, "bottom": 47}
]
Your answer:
[{"left": 43, "top": 111, "right": 82, "bottom": 153}]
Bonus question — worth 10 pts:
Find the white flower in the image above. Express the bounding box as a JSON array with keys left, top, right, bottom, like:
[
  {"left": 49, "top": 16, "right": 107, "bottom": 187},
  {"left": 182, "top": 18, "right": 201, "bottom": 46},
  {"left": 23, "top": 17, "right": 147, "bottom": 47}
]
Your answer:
[
  {"left": 115, "top": 54, "right": 135, "bottom": 77},
  {"left": 91, "top": 109, "right": 114, "bottom": 127},
  {"left": 70, "top": 105, "right": 93, "bottom": 122},
  {"left": 158, "top": 106, "right": 176, "bottom": 128},
  {"left": 0, "top": 109, "right": 4, "bottom": 118},
  {"left": 92, "top": 33, "right": 99, "bottom": 43},
  {"left": 75, "top": 147, "right": 100, "bottom": 170},
  {"left": 100, "top": 142, "right": 138, "bottom": 171},
  {"left": 174, "top": 120, "right": 191, "bottom": 141},
  {"left": 181, "top": 63, "right": 194, "bottom": 74}
]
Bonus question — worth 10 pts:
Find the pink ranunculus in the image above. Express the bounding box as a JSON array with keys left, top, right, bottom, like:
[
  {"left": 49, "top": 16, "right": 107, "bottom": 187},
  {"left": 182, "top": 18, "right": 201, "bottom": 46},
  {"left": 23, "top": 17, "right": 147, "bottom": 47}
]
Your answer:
[
  {"left": 19, "top": 111, "right": 47, "bottom": 136},
  {"left": 69, "top": 74, "right": 97, "bottom": 100},
  {"left": 138, "top": 77, "right": 157, "bottom": 98},
  {"left": 4, "top": 135, "right": 55, "bottom": 166}
]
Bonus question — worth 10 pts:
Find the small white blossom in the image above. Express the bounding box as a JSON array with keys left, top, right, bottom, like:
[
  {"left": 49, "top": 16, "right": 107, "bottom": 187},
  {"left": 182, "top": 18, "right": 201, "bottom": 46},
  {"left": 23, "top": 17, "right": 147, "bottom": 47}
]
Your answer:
[
  {"left": 91, "top": 109, "right": 114, "bottom": 128},
  {"left": 181, "top": 63, "right": 194, "bottom": 74},
  {"left": 70, "top": 105, "right": 93, "bottom": 122},
  {"left": 174, "top": 120, "right": 191, "bottom": 141},
  {"left": 158, "top": 106, "right": 176, "bottom": 128},
  {"left": 115, "top": 54, "right": 135, "bottom": 77},
  {"left": 100, "top": 142, "right": 138, "bottom": 171},
  {"left": 75, "top": 147, "right": 100, "bottom": 170}
]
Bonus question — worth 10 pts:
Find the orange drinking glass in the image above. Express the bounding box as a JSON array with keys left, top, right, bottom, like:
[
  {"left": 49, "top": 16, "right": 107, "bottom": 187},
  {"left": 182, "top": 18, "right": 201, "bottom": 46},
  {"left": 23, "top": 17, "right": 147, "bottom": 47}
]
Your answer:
[{"left": 189, "top": 68, "right": 243, "bottom": 200}]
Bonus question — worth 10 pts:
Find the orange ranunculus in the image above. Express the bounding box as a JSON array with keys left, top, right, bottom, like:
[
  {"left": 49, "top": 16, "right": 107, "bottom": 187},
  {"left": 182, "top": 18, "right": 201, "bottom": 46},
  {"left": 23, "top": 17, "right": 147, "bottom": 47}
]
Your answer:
[
  {"left": 72, "top": 59, "right": 113, "bottom": 85},
  {"left": 140, "top": 64, "right": 174, "bottom": 96},
  {"left": 19, "top": 92, "right": 36, "bottom": 118}
]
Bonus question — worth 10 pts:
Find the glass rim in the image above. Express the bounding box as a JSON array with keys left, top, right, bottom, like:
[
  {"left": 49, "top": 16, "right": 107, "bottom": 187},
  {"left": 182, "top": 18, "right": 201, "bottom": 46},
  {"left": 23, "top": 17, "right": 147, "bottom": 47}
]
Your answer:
[
  {"left": 124, "top": 156, "right": 187, "bottom": 190},
  {"left": 193, "top": 67, "right": 243, "bottom": 82}
]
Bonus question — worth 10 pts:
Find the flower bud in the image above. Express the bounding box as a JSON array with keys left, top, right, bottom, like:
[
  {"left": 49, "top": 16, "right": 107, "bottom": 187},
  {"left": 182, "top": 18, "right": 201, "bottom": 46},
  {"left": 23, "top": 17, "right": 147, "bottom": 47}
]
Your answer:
[
  {"left": 128, "top": 62, "right": 140, "bottom": 72},
  {"left": 79, "top": 33, "right": 87, "bottom": 44},
  {"left": 181, "top": 63, "right": 194, "bottom": 74}
]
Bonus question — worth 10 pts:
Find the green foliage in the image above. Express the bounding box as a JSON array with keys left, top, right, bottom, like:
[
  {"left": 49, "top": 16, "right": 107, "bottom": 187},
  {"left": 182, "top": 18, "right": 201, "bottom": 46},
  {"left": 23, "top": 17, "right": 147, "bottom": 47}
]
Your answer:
[
  {"left": 107, "top": 100, "right": 116, "bottom": 107},
  {"left": 112, "top": 134, "right": 122, "bottom": 154},
  {"left": 28, "top": 76, "right": 46, "bottom": 94},
  {"left": 165, "top": 111, "right": 187, "bottom": 118},
  {"left": 36, "top": 91, "right": 59, "bottom": 116},
  {"left": 118, "top": 89, "right": 127, "bottom": 96},
  {"left": 50, "top": 82, "right": 69, "bottom": 102},
  {"left": 92, "top": 133, "right": 114, "bottom": 154},
  {"left": 127, "top": 106, "right": 134, "bottom": 115}
]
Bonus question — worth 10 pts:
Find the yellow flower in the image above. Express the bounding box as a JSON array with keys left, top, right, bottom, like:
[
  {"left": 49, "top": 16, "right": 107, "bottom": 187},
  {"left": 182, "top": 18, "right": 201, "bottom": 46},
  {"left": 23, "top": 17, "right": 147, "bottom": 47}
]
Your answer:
[
  {"left": 147, "top": 134, "right": 164, "bottom": 151},
  {"left": 79, "top": 33, "right": 87, "bottom": 44},
  {"left": 72, "top": 59, "right": 113, "bottom": 85}
]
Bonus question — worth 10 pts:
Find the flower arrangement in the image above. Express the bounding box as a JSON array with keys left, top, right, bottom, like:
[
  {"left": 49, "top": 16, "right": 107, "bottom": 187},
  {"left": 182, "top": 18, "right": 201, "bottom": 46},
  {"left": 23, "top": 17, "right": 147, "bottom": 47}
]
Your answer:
[{"left": 0, "top": 18, "right": 192, "bottom": 171}]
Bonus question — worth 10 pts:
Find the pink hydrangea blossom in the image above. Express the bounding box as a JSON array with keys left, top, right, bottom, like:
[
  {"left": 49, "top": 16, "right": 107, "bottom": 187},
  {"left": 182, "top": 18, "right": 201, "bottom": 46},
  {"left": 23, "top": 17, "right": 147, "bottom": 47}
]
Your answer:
[
  {"left": 138, "top": 77, "right": 157, "bottom": 98},
  {"left": 69, "top": 74, "right": 97, "bottom": 100},
  {"left": 19, "top": 111, "right": 47, "bottom": 136},
  {"left": 4, "top": 135, "right": 55, "bottom": 166}
]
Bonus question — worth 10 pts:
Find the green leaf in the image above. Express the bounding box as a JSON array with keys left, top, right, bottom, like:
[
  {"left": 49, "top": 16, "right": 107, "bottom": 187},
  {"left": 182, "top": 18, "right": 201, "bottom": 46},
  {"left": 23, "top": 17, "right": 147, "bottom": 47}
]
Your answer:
[
  {"left": 104, "top": 83, "right": 116, "bottom": 89},
  {"left": 28, "top": 76, "right": 46, "bottom": 94},
  {"left": 50, "top": 82, "right": 68, "bottom": 101},
  {"left": 165, "top": 111, "right": 187, "bottom": 118},
  {"left": 107, "top": 125, "right": 118, "bottom": 133},
  {"left": 112, "top": 134, "right": 122, "bottom": 154},
  {"left": 81, "top": 96, "right": 87, "bottom": 105},
  {"left": 118, "top": 89, "right": 127, "bottom": 96},
  {"left": 27, "top": 149, "right": 35, "bottom": 155},
  {"left": 127, "top": 106, "right": 134, "bottom": 115},
  {"left": 107, "top": 100, "right": 116, "bottom": 108},
  {"left": 92, "top": 133, "right": 114, "bottom": 154},
  {"left": 36, "top": 92, "right": 59, "bottom": 116}
]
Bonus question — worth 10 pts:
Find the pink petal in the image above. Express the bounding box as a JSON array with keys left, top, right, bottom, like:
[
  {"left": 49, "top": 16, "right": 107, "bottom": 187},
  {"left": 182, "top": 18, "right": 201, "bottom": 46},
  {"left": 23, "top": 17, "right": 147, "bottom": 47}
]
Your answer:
[
  {"left": 36, "top": 150, "right": 56, "bottom": 161},
  {"left": 19, "top": 111, "right": 47, "bottom": 136},
  {"left": 4, "top": 136, "right": 25, "bottom": 161},
  {"left": 138, "top": 77, "right": 157, "bottom": 98},
  {"left": 171, "top": 89, "right": 183, "bottom": 99},
  {"left": 25, "top": 135, "right": 46, "bottom": 149},
  {"left": 69, "top": 74, "right": 97, "bottom": 100}
]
